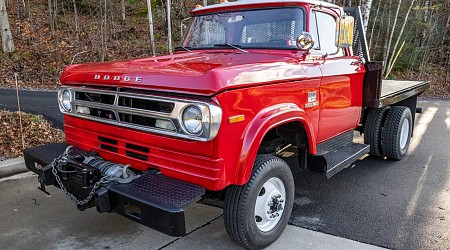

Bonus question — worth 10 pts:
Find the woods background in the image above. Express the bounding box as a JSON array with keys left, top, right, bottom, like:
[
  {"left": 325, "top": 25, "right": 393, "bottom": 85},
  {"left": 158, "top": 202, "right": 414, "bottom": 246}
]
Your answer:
[{"left": 0, "top": 0, "right": 448, "bottom": 96}]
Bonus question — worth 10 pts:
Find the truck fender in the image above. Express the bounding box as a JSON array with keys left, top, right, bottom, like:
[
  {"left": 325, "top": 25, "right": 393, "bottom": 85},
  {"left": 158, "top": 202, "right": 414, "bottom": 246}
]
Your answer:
[{"left": 235, "top": 103, "right": 316, "bottom": 185}]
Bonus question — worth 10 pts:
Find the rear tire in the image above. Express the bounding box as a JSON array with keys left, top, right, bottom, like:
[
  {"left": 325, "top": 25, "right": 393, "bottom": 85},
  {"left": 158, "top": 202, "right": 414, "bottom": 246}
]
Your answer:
[
  {"left": 364, "top": 107, "right": 390, "bottom": 157},
  {"left": 381, "top": 106, "right": 412, "bottom": 160},
  {"left": 224, "top": 154, "right": 294, "bottom": 249}
]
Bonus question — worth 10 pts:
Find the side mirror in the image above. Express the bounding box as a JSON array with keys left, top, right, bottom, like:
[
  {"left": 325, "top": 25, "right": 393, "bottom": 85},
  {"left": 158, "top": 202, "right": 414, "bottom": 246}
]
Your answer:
[
  {"left": 296, "top": 32, "right": 315, "bottom": 50},
  {"left": 335, "top": 16, "right": 354, "bottom": 48}
]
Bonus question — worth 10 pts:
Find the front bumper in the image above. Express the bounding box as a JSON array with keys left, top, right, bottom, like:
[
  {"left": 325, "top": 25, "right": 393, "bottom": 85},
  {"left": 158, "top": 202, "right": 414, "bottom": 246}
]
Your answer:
[{"left": 23, "top": 143, "right": 205, "bottom": 237}]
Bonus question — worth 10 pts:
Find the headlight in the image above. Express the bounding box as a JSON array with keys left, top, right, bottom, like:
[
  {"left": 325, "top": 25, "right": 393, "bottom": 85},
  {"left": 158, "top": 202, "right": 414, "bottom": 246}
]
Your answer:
[
  {"left": 182, "top": 106, "right": 203, "bottom": 134},
  {"left": 60, "top": 89, "right": 72, "bottom": 112}
]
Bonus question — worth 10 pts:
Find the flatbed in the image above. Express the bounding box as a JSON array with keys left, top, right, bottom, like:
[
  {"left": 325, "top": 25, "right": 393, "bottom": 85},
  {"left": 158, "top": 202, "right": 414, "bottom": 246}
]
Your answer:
[{"left": 380, "top": 80, "right": 430, "bottom": 107}]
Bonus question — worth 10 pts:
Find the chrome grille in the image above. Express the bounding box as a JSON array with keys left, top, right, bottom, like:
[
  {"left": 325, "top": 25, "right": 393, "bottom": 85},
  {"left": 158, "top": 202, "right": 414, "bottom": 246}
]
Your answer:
[
  {"left": 58, "top": 87, "right": 223, "bottom": 142},
  {"left": 72, "top": 88, "right": 176, "bottom": 132},
  {"left": 118, "top": 96, "right": 174, "bottom": 114}
]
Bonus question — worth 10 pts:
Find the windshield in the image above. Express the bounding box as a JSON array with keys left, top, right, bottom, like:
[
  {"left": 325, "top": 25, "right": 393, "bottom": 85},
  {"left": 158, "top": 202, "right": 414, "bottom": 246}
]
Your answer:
[{"left": 183, "top": 8, "right": 305, "bottom": 50}]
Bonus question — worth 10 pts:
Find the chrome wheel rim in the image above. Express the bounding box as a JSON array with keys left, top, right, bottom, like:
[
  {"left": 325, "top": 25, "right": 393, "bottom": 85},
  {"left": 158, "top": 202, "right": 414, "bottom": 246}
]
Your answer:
[
  {"left": 399, "top": 118, "right": 410, "bottom": 150},
  {"left": 254, "top": 177, "right": 286, "bottom": 232}
]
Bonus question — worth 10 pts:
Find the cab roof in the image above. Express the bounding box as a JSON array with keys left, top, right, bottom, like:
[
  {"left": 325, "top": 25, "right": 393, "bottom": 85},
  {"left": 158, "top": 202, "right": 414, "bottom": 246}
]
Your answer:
[{"left": 192, "top": 0, "right": 340, "bottom": 14}]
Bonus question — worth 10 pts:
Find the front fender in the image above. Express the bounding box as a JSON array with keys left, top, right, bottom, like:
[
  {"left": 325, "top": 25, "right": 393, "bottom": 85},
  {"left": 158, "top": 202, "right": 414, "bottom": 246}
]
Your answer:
[{"left": 234, "top": 103, "right": 316, "bottom": 185}]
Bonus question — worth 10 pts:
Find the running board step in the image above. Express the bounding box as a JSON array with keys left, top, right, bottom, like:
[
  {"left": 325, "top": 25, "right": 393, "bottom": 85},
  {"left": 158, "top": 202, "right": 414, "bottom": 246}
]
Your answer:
[{"left": 308, "top": 144, "right": 370, "bottom": 178}]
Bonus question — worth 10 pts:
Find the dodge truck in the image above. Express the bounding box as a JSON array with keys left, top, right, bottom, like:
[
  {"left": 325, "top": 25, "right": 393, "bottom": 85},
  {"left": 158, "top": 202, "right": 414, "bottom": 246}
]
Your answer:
[{"left": 24, "top": 0, "right": 430, "bottom": 248}]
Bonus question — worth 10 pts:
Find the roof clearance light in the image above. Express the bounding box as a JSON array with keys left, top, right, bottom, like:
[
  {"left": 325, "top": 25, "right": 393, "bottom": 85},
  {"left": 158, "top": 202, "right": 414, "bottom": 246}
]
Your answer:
[
  {"left": 220, "top": 0, "right": 228, "bottom": 2},
  {"left": 195, "top": 4, "right": 203, "bottom": 8}
]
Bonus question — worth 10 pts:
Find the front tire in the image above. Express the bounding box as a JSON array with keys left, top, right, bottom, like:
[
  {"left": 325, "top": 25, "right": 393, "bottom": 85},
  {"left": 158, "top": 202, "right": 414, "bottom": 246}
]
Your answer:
[{"left": 224, "top": 155, "right": 294, "bottom": 249}]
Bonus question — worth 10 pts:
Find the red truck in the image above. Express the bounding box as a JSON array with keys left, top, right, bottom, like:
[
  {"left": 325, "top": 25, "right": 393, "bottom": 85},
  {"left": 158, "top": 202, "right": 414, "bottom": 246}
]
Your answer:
[{"left": 24, "top": 0, "right": 429, "bottom": 249}]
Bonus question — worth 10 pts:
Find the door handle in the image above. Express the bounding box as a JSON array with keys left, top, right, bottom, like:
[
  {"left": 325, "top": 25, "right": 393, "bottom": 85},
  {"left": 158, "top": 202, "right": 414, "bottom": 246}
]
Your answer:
[{"left": 350, "top": 61, "right": 363, "bottom": 66}]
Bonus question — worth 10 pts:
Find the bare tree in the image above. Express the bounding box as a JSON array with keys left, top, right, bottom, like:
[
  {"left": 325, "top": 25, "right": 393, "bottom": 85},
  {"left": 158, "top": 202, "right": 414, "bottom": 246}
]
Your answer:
[
  {"left": 368, "top": 0, "right": 381, "bottom": 51},
  {"left": 17, "top": 0, "right": 25, "bottom": 21},
  {"left": 0, "top": 0, "right": 15, "bottom": 52},
  {"left": 121, "top": 0, "right": 126, "bottom": 21},
  {"left": 47, "top": 0, "right": 55, "bottom": 35},
  {"left": 362, "top": 0, "right": 373, "bottom": 31},
  {"left": 421, "top": 0, "right": 430, "bottom": 47},
  {"left": 442, "top": 10, "right": 450, "bottom": 46},
  {"left": 72, "top": 0, "right": 80, "bottom": 40},
  {"left": 385, "top": 0, "right": 416, "bottom": 76},
  {"left": 384, "top": 0, "right": 402, "bottom": 74},
  {"left": 382, "top": 0, "right": 392, "bottom": 62},
  {"left": 147, "top": 0, "right": 156, "bottom": 56},
  {"left": 167, "top": 0, "right": 172, "bottom": 54}
]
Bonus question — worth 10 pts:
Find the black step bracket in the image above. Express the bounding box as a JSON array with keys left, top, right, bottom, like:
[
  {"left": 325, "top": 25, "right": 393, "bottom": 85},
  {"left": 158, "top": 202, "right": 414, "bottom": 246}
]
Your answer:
[
  {"left": 308, "top": 143, "right": 370, "bottom": 178},
  {"left": 106, "top": 172, "right": 205, "bottom": 236},
  {"left": 23, "top": 143, "right": 68, "bottom": 173}
]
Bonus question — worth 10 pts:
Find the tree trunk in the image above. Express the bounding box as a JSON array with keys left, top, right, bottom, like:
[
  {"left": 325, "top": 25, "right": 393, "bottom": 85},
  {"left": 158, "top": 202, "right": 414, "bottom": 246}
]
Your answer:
[
  {"left": 385, "top": 0, "right": 416, "bottom": 77},
  {"left": 167, "top": 0, "right": 172, "bottom": 54},
  {"left": 368, "top": 0, "right": 381, "bottom": 51},
  {"left": 17, "top": 0, "right": 24, "bottom": 21},
  {"left": 384, "top": 0, "right": 402, "bottom": 75},
  {"left": 121, "top": 0, "right": 125, "bottom": 21},
  {"left": 47, "top": 0, "right": 54, "bottom": 35},
  {"left": 0, "top": 0, "right": 15, "bottom": 52},
  {"left": 72, "top": 0, "right": 79, "bottom": 40},
  {"left": 442, "top": 10, "right": 450, "bottom": 46},
  {"left": 146, "top": 0, "right": 155, "bottom": 56},
  {"left": 420, "top": 0, "right": 430, "bottom": 47},
  {"left": 362, "top": 0, "right": 373, "bottom": 31},
  {"left": 383, "top": 0, "right": 392, "bottom": 62}
]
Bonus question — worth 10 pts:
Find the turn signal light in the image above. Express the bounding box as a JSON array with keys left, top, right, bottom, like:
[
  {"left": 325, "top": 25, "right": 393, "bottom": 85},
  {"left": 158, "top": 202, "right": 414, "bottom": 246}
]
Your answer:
[{"left": 229, "top": 115, "right": 245, "bottom": 124}]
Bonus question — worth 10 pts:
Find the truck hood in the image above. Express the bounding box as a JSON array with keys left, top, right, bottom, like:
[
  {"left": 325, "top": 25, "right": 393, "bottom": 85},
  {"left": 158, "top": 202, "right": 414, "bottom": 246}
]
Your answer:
[{"left": 60, "top": 51, "right": 308, "bottom": 96}]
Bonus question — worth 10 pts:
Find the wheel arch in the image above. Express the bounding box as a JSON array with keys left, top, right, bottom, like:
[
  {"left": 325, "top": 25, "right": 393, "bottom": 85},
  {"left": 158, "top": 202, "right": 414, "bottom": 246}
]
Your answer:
[{"left": 234, "top": 103, "right": 316, "bottom": 185}]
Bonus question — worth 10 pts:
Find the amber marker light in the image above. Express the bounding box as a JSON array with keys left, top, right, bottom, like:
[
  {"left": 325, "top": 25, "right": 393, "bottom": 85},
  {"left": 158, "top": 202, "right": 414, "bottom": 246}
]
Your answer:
[
  {"left": 220, "top": 0, "right": 229, "bottom": 2},
  {"left": 195, "top": 4, "right": 203, "bottom": 8},
  {"left": 229, "top": 115, "right": 245, "bottom": 124}
]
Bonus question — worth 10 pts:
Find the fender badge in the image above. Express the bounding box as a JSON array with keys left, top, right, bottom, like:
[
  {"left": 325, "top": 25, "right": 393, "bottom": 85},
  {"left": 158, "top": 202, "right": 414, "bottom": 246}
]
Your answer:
[{"left": 305, "top": 91, "right": 318, "bottom": 109}]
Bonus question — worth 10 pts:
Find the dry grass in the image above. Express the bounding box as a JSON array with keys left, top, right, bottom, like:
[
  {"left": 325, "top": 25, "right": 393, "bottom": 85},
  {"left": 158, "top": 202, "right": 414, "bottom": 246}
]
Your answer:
[{"left": 0, "top": 110, "right": 65, "bottom": 158}]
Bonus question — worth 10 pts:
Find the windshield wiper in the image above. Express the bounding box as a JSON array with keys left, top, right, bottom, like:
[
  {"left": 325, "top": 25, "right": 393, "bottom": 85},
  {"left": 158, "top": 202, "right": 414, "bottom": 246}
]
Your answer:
[
  {"left": 213, "top": 43, "right": 248, "bottom": 53},
  {"left": 174, "top": 46, "right": 192, "bottom": 52}
]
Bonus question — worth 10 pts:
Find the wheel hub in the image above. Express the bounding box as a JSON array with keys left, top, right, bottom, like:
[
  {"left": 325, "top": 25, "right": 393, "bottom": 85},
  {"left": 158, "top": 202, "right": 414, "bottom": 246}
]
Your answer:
[
  {"left": 267, "top": 194, "right": 284, "bottom": 218},
  {"left": 254, "top": 177, "right": 286, "bottom": 232}
]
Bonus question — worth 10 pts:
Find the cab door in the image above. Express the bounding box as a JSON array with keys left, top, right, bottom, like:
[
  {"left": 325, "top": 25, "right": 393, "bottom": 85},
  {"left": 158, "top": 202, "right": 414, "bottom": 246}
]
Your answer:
[{"left": 309, "top": 9, "right": 365, "bottom": 143}]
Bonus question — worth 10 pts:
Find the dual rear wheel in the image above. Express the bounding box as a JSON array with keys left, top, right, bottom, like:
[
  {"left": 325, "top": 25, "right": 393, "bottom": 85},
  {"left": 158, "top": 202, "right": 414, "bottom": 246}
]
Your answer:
[{"left": 364, "top": 106, "right": 413, "bottom": 160}]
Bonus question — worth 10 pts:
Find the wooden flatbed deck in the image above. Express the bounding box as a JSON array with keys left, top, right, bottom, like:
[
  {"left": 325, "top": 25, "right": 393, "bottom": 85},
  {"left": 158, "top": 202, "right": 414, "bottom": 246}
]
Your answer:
[{"left": 378, "top": 80, "right": 430, "bottom": 107}]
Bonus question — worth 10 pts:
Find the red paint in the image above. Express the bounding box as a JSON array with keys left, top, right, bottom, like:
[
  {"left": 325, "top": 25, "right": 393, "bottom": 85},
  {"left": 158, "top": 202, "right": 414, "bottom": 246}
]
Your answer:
[
  {"left": 60, "top": 1, "right": 366, "bottom": 191},
  {"left": 61, "top": 50, "right": 308, "bottom": 96}
]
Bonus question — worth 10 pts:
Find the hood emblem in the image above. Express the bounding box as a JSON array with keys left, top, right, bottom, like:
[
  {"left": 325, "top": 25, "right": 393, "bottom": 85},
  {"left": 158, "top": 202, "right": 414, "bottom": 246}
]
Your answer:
[{"left": 94, "top": 74, "right": 143, "bottom": 83}]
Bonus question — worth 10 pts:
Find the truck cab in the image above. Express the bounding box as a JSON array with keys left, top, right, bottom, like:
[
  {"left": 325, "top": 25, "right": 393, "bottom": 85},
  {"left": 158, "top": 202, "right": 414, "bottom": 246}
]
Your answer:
[{"left": 24, "top": 0, "right": 429, "bottom": 249}]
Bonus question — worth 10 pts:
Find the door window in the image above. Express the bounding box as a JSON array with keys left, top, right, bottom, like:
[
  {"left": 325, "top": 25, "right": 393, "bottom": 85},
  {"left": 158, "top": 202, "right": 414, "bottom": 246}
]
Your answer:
[{"left": 310, "top": 11, "right": 343, "bottom": 56}]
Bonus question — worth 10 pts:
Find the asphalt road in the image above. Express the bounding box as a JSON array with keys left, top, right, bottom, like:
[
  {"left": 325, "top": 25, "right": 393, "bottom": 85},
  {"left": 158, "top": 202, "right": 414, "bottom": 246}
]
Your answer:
[
  {"left": 288, "top": 100, "right": 450, "bottom": 250},
  {"left": 0, "top": 89, "right": 449, "bottom": 249},
  {"left": 0, "top": 89, "right": 63, "bottom": 129}
]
